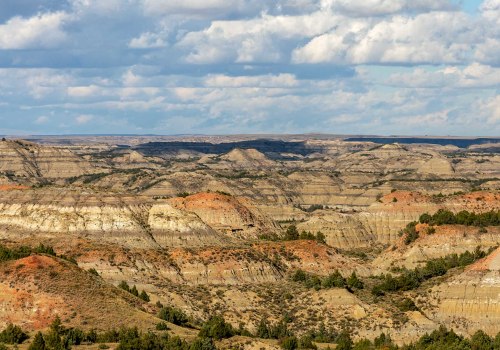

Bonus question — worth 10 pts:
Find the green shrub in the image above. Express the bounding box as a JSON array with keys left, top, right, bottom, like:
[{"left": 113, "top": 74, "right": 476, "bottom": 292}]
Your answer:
[
  {"left": 198, "top": 316, "right": 235, "bottom": 340},
  {"left": 397, "top": 298, "right": 419, "bottom": 312},
  {"left": 336, "top": 332, "right": 353, "bottom": 350},
  {"left": 189, "top": 337, "right": 217, "bottom": 350},
  {"left": 28, "top": 332, "right": 46, "bottom": 350},
  {"left": 374, "top": 333, "right": 395, "bottom": 348},
  {"left": 65, "top": 328, "right": 85, "bottom": 345},
  {"left": 402, "top": 222, "right": 419, "bottom": 245},
  {"left": 139, "top": 290, "right": 150, "bottom": 302},
  {"left": 353, "top": 339, "right": 372, "bottom": 350},
  {"left": 284, "top": 225, "right": 299, "bottom": 240},
  {"left": 299, "top": 231, "right": 315, "bottom": 240},
  {"left": 371, "top": 247, "right": 490, "bottom": 295},
  {"left": 291, "top": 269, "right": 307, "bottom": 282},
  {"left": 158, "top": 307, "right": 189, "bottom": 326},
  {"left": 118, "top": 281, "right": 130, "bottom": 293},
  {"left": 322, "top": 270, "right": 347, "bottom": 289},
  {"left": 419, "top": 209, "right": 500, "bottom": 227},
  {"left": 0, "top": 243, "right": 58, "bottom": 262},
  {"left": 0, "top": 323, "right": 28, "bottom": 344},
  {"left": 315, "top": 231, "right": 326, "bottom": 244},
  {"left": 256, "top": 318, "right": 291, "bottom": 340},
  {"left": 156, "top": 322, "right": 169, "bottom": 331},
  {"left": 347, "top": 272, "right": 364, "bottom": 290},
  {"left": 298, "top": 334, "right": 317, "bottom": 349},
  {"left": 280, "top": 336, "right": 298, "bottom": 350},
  {"left": 470, "top": 330, "right": 493, "bottom": 350}
]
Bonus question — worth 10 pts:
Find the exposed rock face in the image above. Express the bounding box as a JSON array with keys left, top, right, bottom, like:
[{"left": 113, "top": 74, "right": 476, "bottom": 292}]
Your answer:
[
  {"left": 218, "top": 148, "right": 276, "bottom": 168},
  {"left": 169, "top": 192, "right": 279, "bottom": 238},
  {"left": 0, "top": 255, "right": 156, "bottom": 331},
  {"left": 297, "top": 212, "right": 375, "bottom": 248},
  {"left": 72, "top": 239, "right": 368, "bottom": 287},
  {"left": 355, "top": 191, "right": 500, "bottom": 247},
  {"left": 372, "top": 225, "right": 500, "bottom": 272},
  {"left": 0, "top": 189, "right": 226, "bottom": 249},
  {"left": 0, "top": 140, "right": 95, "bottom": 180},
  {"left": 0, "top": 137, "right": 499, "bottom": 342},
  {"left": 422, "top": 247, "right": 500, "bottom": 336},
  {"left": 294, "top": 191, "right": 500, "bottom": 250},
  {"left": 330, "top": 143, "right": 454, "bottom": 176},
  {"left": 111, "top": 150, "right": 163, "bottom": 168}
]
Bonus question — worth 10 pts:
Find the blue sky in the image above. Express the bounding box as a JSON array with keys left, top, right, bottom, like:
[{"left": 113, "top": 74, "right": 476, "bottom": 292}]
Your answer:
[{"left": 0, "top": 0, "right": 498, "bottom": 136}]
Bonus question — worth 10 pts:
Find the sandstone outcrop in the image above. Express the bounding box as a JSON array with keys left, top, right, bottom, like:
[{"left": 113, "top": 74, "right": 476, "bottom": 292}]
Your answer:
[
  {"left": 421, "top": 247, "right": 500, "bottom": 336},
  {"left": 0, "top": 189, "right": 227, "bottom": 249},
  {"left": 0, "top": 139, "right": 95, "bottom": 181},
  {"left": 169, "top": 192, "right": 279, "bottom": 238}
]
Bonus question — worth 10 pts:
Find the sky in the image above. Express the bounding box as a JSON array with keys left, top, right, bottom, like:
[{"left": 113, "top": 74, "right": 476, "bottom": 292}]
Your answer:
[{"left": 0, "top": 0, "right": 498, "bottom": 136}]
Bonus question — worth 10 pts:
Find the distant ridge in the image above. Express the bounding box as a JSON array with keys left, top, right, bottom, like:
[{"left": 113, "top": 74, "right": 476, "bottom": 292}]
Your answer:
[{"left": 344, "top": 137, "right": 500, "bottom": 148}]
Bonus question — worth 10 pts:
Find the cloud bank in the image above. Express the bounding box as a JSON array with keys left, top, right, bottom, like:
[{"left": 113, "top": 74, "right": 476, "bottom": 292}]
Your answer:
[{"left": 0, "top": 0, "right": 498, "bottom": 136}]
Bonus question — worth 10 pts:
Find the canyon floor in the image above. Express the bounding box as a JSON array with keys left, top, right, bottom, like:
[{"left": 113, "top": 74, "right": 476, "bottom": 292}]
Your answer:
[{"left": 0, "top": 135, "right": 499, "bottom": 348}]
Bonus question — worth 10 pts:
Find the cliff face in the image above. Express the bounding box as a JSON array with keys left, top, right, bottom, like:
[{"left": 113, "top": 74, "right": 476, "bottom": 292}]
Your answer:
[
  {"left": 169, "top": 192, "right": 279, "bottom": 239},
  {"left": 0, "top": 189, "right": 226, "bottom": 249},
  {"left": 0, "top": 140, "right": 95, "bottom": 180},
  {"left": 371, "top": 225, "right": 500, "bottom": 272},
  {"left": 422, "top": 248, "right": 500, "bottom": 336},
  {"left": 329, "top": 144, "right": 455, "bottom": 176},
  {"left": 297, "top": 212, "right": 375, "bottom": 248}
]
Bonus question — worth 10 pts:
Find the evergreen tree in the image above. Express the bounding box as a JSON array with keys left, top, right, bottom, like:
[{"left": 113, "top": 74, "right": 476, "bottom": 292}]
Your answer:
[
  {"left": 285, "top": 225, "right": 299, "bottom": 240},
  {"left": 470, "top": 330, "right": 493, "bottom": 350},
  {"left": 315, "top": 231, "right": 326, "bottom": 244},
  {"left": 189, "top": 337, "right": 217, "bottom": 350},
  {"left": 44, "top": 316, "right": 65, "bottom": 350},
  {"left": 347, "top": 272, "right": 364, "bottom": 290},
  {"left": 198, "top": 316, "right": 234, "bottom": 340},
  {"left": 139, "top": 290, "right": 150, "bottom": 302},
  {"left": 28, "top": 332, "right": 46, "bottom": 350},
  {"left": 118, "top": 281, "right": 130, "bottom": 293},
  {"left": 336, "top": 332, "right": 353, "bottom": 350},
  {"left": 256, "top": 319, "right": 270, "bottom": 339},
  {"left": 0, "top": 323, "right": 28, "bottom": 344}
]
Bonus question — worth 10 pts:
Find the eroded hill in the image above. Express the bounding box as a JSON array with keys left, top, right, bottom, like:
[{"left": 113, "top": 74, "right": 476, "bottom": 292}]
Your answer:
[{"left": 0, "top": 135, "right": 499, "bottom": 347}]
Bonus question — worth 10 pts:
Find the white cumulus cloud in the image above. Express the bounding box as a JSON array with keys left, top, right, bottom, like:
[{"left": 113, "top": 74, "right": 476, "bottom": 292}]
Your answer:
[{"left": 0, "top": 12, "right": 70, "bottom": 49}]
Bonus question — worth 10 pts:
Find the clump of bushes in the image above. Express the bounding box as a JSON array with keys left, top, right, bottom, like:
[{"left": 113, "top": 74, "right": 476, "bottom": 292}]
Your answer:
[
  {"left": 198, "top": 316, "right": 235, "bottom": 340},
  {"left": 0, "top": 243, "right": 78, "bottom": 265},
  {"left": 158, "top": 307, "right": 189, "bottom": 326},
  {"left": 27, "top": 317, "right": 216, "bottom": 350},
  {"left": 419, "top": 209, "right": 500, "bottom": 227},
  {"left": 371, "top": 247, "right": 491, "bottom": 296},
  {"left": 257, "top": 318, "right": 293, "bottom": 340},
  {"left": 284, "top": 225, "right": 326, "bottom": 244},
  {"left": 400, "top": 222, "right": 419, "bottom": 245},
  {"left": 294, "top": 204, "right": 324, "bottom": 213},
  {"left": 291, "top": 269, "right": 363, "bottom": 292},
  {"left": 0, "top": 323, "right": 28, "bottom": 344},
  {"left": 118, "top": 281, "right": 150, "bottom": 302}
]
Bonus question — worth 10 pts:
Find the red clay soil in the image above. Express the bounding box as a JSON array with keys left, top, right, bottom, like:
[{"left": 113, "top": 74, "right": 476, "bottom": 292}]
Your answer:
[
  {"left": 0, "top": 254, "right": 157, "bottom": 331},
  {"left": 468, "top": 247, "right": 500, "bottom": 272},
  {"left": 170, "top": 192, "right": 253, "bottom": 217}
]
